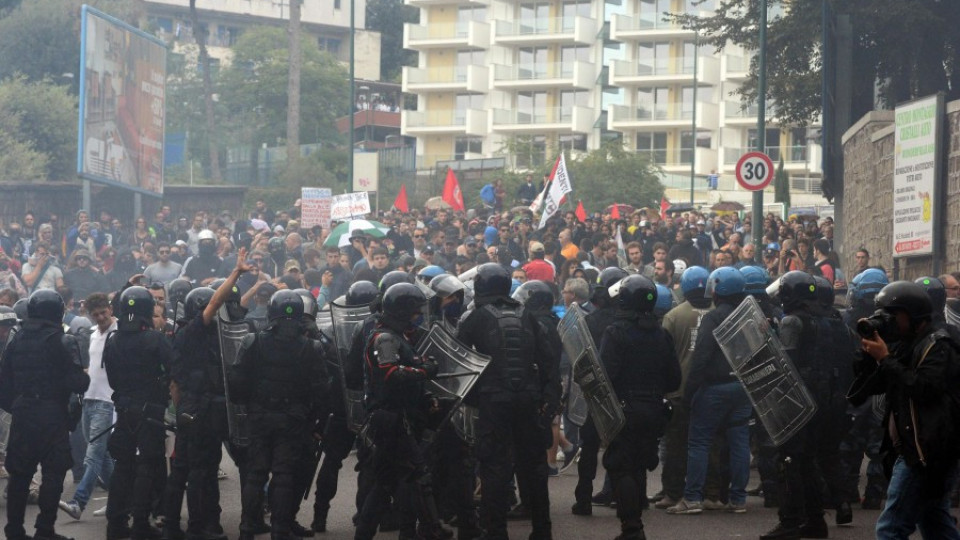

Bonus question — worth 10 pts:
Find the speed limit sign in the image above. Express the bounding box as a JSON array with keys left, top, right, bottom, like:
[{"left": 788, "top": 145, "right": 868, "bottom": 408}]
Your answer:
[{"left": 735, "top": 151, "right": 775, "bottom": 191}]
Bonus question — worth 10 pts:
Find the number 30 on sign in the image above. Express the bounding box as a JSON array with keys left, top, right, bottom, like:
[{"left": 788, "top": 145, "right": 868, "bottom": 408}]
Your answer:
[{"left": 735, "top": 151, "right": 775, "bottom": 191}]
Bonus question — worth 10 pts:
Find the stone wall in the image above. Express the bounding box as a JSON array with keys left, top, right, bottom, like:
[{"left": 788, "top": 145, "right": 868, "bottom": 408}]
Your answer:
[{"left": 841, "top": 101, "right": 960, "bottom": 280}]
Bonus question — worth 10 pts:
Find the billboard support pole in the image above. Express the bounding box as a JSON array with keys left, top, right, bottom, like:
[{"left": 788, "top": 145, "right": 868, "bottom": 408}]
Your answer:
[{"left": 82, "top": 180, "right": 91, "bottom": 215}]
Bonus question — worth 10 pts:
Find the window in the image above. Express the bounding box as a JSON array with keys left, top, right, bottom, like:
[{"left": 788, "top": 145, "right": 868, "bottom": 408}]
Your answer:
[
  {"left": 562, "top": 0, "right": 591, "bottom": 30},
  {"left": 560, "top": 91, "right": 589, "bottom": 121},
  {"left": 680, "top": 131, "right": 712, "bottom": 163},
  {"left": 458, "top": 6, "right": 487, "bottom": 22},
  {"left": 455, "top": 137, "right": 483, "bottom": 159},
  {"left": 519, "top": 2, "right": 551, "bottom": 34},
  {"left": 318, "top": 37, "right": 342, "bottom": 56},
  {"left": 748, "top": 128, "right": 782, "bottom": 159},
  {"left": 681, "top": 86, "right": 712, "bottom": 118},
  {"left": 518, "top": 47, "right": 549, "bottom": 79},
  {"left": 636, "top": 132, "right": 668, "bottom": 163},
  {"left": 560, "top": 134, "right": 587, "bottom": 152},
  {"left": 454, "top": 94, "right": 484, "bottom": 124},
  {"left": 335, "top": 0, "right": 341, "bottom": 9},
  {"left": 513, "top": 136, "right": 547, "bottom": 169},
  {"left": 517, "top": 91, "right": 548, "bottom": 123},
  {"left": 637, "top": 87, "right": 669, "bottom": 120},
  {"left": 637, "top": 42, "right": 671, "bottom": 75},
  {"left": 685, "top": 0, "right": 715, "bottom": 13},
  {"left": 638, "top": 0, "right": 671, "bottom": 27}
]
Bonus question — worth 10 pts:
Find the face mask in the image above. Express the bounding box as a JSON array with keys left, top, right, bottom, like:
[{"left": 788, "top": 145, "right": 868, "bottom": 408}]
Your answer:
[
  {"left": 199, "top": 242, "right": 216, "bottom": 257},
  {"left": 411, "top": 314, "right": 425, "bottom": 329},
  {"left": 442, "top": 302, "right": 463, "bottom": 320}
]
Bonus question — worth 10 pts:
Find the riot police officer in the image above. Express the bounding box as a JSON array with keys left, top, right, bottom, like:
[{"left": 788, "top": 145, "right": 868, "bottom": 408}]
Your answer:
[
  {"left": 355, "top": 283, "right": 444, "bottom": 540},
  {"left": 230, "top": 290, "right": 329, "bottom": 540},
  {"left": 168, "top": 278, "right": 193, "bottom": 322},
  {"left": 170, "top": 249, "right": 252, "bottom": 540},
  {"left": 428, "top": 273, "right": 466, "bottom": 330},
  {"left": 312, "top": 280, "right": 378, "bottom": 532},
  {"left": 181, "top": 230, "right": 222, "bottom": 286},
  {"left": 0, "top": 290, "right": 90, "bottom": 540},
  {"left": 457, "top": 263, "right": 560, "bottom": 540},
  {"left": 572, "top": 266, "right": 627, "bottom": 514},
  {"left": 600, "top": 275, "right": 680, "bottom": 540},
  {"left": 914, "top": 276, "right": 960, "bottom": 343},
  {"left": 104, "top": 286, "right": 174, "bottom": 540},
  {"left": 761, "top": 271, "right": 854, "bottom": 539}
]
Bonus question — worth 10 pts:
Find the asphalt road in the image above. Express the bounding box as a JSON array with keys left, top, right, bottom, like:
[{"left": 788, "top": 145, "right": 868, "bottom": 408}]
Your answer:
[{"left": 13, "top": 453, "right": 894, "bottom": 540}]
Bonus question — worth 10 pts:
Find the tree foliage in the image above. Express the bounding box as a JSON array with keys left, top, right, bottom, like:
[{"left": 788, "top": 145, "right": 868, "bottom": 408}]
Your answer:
[
  {"left": 774, "top": 156, "right": 790, "bottom": 210},
  {"left": 565, "top": 143, "right": 665, "bottom": 212},
  {"left": 0, "top": 76, "right": 78, "bottom": 181},
  {"left": 672, "top": 0, "right": 960, "bottom": 126},
  {"left": 365, "top": 0, "right": 418, "bottom": 82}
]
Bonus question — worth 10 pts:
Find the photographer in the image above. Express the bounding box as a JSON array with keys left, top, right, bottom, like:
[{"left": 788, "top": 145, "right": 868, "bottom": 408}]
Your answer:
[{"left": 848, "top": 281, "right": 960, "bottom": 539}]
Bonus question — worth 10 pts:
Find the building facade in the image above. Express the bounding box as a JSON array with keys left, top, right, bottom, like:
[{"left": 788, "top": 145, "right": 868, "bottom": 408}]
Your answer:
[{"left": 401, "top": 0, "right": 823, "bottom": 201}]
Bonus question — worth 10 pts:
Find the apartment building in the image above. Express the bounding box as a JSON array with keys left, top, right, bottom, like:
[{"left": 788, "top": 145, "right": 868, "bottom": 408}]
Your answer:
[
  {"left": 401, "top": 0, "right": 823, "bottom": 197},
  {"left": 143, "top": 0, "right": 382, "bottom": 80}
]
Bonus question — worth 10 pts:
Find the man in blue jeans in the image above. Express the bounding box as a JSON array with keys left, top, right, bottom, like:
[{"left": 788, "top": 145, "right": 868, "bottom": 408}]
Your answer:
[
  {"left": 667, "top": 267, "right": 751, "bottom": 515},
  {"left": 59, "top": 293, "right": 117, "bottom": 520},
  {"left": 849, "top": 280, "right": 960, "bottom": 539}
]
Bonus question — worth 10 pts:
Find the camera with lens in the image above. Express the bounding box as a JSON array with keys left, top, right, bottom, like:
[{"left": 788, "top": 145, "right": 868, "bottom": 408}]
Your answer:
[{"left": 856, "top": 310, "right": 898, "bottom": 341}]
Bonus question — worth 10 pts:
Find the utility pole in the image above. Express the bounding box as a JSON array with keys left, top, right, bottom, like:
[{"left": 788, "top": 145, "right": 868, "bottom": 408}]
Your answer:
[
  {"left": 753, "top": 0, "right": 767, "bottom": 263},
  {"left": 690, "top": 30, "right": 698, "bottom": 205},
  {"left": 349, "top": 0, "right": 356, "bottom": 188}
]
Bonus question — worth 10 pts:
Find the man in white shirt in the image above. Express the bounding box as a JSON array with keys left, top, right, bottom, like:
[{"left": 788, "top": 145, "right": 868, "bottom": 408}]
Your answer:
[{"left": 59, "top": 293, "right": 117, "bottom": 519}]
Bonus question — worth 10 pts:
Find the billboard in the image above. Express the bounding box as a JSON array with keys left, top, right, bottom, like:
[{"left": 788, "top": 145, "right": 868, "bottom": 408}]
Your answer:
[
  {"left": 893, "top": 94, "right": 944, "bottom": 258},
  {"left": 78, "top": 5, "right": 167, "bottom": 197}
]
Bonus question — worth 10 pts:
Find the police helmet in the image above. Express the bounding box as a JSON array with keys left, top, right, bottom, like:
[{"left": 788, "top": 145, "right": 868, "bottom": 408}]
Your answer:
[
  {"left": 849, "top": 268, "right": 888, "bottom": 302},
  {"left": 914, "top": 276, "right": 946, "bottom": 314},
  {"left": 346, "top": 280, "right": 379, "bottom": 306},
  {"left": 680, "top": 266, "right": 710, "bottom": 298},
  {"left": 429, "top": 274, "right": 466, "bottom": 299},
  {"left": 168, "top": 278, "right": 193, "bottom": 306},
  {"left": 473, "top": 263, "right": 511, "bottom": 298},
  {"left": 27, "top": 289, "right": 65, "bottom": 324},
  {"left": 778, "top": 271, "right": 818, "bottom": 312},
  {"left": 118, "top": 286, "right": 155, "bottom": 330},
  {"left": 292, "top": 288, "right": 318, "bottom": 318},
  {"left": 740, "top": 266, "right": 770, "bottom": 294},
  {"left": 268, "top": 289, "right": 304, "bottom": 322},
  {"left": 381, "top": 283, "right": 427, "bottom": 321},
  {"left": 417, "top": 265, "right": 445, "bottom": 283},
  {"left": 183, "top": 287, "right": 215, "bottom": 321},
  {"left": 876, "top": 281, "right": 933, "bottom": 322},
  {"left": 12, "top": 298, "right": 28, "bottom": 322},
  {"left": 512, "top": 280, "right": 554, "bottom": 312},
  {"left": 593, "top": 267, "right": 629, "bottom": 304},
  {"left": 0, "top": 306, "right": 17, "bottom": 327},
  {"left": 210, "top": 278, "right": 242, "bottom": 304},
  {"left": 812, "top": 275, "right": 835, "bottom": 309},
  {"left": 654, "top": 284, "right": 675, "bottom": 317},
  {"left": 379, "top": 270, "right": 415, "bottom": 294},
  {"left": 267, "top": 237, "right": 284, "bottom": 253},
  {"left": 704, "top": 267, "right": 745, "bottom": 298},
  {"left": 618, "top": 274, "right": 658, "bottom": 313}
]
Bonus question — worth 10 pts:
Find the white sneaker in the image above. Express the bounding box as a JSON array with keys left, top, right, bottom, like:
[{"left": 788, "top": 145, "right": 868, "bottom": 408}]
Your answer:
[
  {"left": 702, "top": 499, "right": 726, "bottom": 511},
  {"left": 93, "top": 505, "right": 107, "bottom": 517},
  {"left": 666, "top": 499, "right": 703, "bottom": 515},
  {"left": 59, "top": 500, "right": 82, "bottom": 520}
]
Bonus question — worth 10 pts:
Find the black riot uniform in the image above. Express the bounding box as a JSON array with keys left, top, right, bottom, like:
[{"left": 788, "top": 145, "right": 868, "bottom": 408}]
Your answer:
[
  {"left": 599, "top": 276, "right": 680, "bottom": 540},
  {"left": 230, "top": 291, "right": 329, "bottom": 540},
  {"left": 311, "top": 280, "right": 380, "bottom": 532},
  {"left": 355, "top": 283, "right": 445, "bottom": 540},
  {"left": 104, "top": 287, "right": 174, "bottom": 540},
  {"left": 573, "top": 267, "right": 627, "bottom": 514},
  {"left": 457, "top": 264, "right": 560, "bottom": 540},
  {"left": 0, "top": 290, "right": 90, "bottom": 540},
  {"left": 761, "top": 272, "right": 855, "bottom": 540},
  {"left": 181, "top": 231, "right": 222, "bottom": 286}
]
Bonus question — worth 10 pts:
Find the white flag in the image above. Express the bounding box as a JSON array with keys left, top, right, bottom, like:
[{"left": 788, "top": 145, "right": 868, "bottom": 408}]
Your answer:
[{"left": 538, "top": 153, "right": 573, "bottom": 229}]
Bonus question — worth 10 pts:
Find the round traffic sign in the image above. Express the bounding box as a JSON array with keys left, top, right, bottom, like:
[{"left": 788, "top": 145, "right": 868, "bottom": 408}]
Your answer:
[{"left": 735, "top": 151, "right": 775, "bottom": 191}]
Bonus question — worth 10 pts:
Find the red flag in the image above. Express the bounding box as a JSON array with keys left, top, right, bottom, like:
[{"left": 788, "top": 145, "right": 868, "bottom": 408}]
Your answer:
[
  {"left": 659, "top": 197, "right": 671, "bottom": 220},
  {"left": 575, "top": 200, "right": 587, "bottom": 223},
  {"left": 393, "top": 184, "right": 409, "bottom": 213},
  {"left": 610, "top": 204, "right": 621, "bottom": 220},
  {"left": 442, "top": 169, "right": 465, "bottom": 211}
]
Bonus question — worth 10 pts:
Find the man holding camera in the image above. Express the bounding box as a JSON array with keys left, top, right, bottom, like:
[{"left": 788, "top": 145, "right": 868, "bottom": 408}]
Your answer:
[{"left": 849, "top": 281, "right": 960, "bottom": 539}]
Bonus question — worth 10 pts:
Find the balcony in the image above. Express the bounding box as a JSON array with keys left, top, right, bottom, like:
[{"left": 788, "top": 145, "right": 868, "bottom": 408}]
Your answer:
[
  {"left": 401, "top": 108, "right": 487, "bottom": 136},
  {"left": 404, "top": 20, "right": 490, "bottom": 50},
  {"left": 402, "top": 65, "right": 489, "bottom": 93},
  {"left": 723, "top": 100, "right": 776, "bottom": 126},
  {"left": 491, "top": 61, "right": 595, "bottom": 90},
  {"left": 722, "top": 145, "right": 816, "bottom": 172},
  {"left": 609, "top": 13, "right": 698, "bottom": 41},
  {"left": 490, "top": 105, "right": 594, "bottom": 134},
  {"left": 493, "top": 16, "right": 597, "bottom": 46},
  {"left": 633, "top": 147, "right": 718, "bottom": 176},
  {"left": 405, "top": 0, "right": 488, "bottom": 7},
  {"left": 724, "top": 54, "right": 751, "bottom": 80},
  {"left": 608, "top": 102, "right": 719, "bottom": 131},
  {"left": 608, "top": 56, "right": 719, "bottom": 87}
]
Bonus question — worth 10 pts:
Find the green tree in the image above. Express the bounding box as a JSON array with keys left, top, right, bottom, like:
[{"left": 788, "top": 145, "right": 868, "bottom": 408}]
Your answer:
[
  {"left": 0, "top": 76, "right": 78, "bottom": 180},
  {"left": 365, "top": 0, "right": 418, "bottom": 82},
  {"left": 0, "top": 132, "right": 49, "bottom": 182},
  {"left": 672, "top": 0, "right": 960, "bottom": 126},
  {"left": 774, "top": 156, "right": 790, "bottom": 210},
  {"left": 564, "top": 143, "right": 664, "bottom": 212}
]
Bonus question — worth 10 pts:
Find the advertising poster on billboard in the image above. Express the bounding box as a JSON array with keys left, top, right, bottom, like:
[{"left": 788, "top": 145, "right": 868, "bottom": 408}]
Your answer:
[
  {"left": 893, "top": 94, "right": 943, "bottom": 258},
  {"left": 78, "top": 5, "right": 167, "bottom": 197}
]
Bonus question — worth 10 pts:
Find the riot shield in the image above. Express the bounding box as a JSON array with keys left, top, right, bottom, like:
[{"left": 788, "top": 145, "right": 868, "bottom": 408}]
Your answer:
[
  {"left": 712, "top": 295, "right": 817, "bottom": 446},
  {"left": 316, "top": 308, "right": 334, "bottom": 340},
  {"left": 416, "top": 323, "right": 491, "bottom": 433},
  {"left": 449, "top": 404, "right": 479, "bottom": 445},
  {"left": 946, "top": 299, "right": 960, "bottom": 329},
  {"left": 217, "top": 307, "right": 251, "bottom": 447},
  {"left": 329, "top": 302, "right": 373, "bottom": 433},
  {"left": 566, "top": 381, "right": 588, "bottom": 427},
  {"left": 557, "top": 303, "right": 624, "bottom": 446}
]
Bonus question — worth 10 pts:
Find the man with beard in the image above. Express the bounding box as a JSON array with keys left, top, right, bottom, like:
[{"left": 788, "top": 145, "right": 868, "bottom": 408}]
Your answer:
[
  {"left": 319, "top": 246, "right": 351, "bottom": 300},
  {"left": 180, "top": 231, "right": 222, "bottom": 287}
]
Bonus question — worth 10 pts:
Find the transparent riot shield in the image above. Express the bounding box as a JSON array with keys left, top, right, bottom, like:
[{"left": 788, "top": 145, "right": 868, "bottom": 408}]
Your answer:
[
  {"left": 449, "top": 404, "right": 479, "bottom": 445},
  {"left": 316, "top": 308, "right": 334, "bottom": 340},
  {"left": 329, "top": 302, "right": 372, "bottom": 433},
  {"left": 416, "top": 323, "right": 491, "bottom": 433},
  {"left": 557, "top": 303, "right": 624, "bottom": 446},
  {"left": 217, "top": 307, "right": 251, "bottom": 447},
  {"left": 946, "top": 299, "right": 960, "bottom": 329},
  {"left": 712, "top": 295, "right": 817, "bottom": 446},
  {"left": 566, "top": 381, "right": 588, "bottom": 427}
]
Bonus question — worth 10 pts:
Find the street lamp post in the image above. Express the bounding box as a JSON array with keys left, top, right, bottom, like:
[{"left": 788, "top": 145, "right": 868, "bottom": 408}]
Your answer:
[
  {"left": 753, "top": 0, "right": 767, "bottom": 263},
  {"left": 690, "top": 30, "right": 698, "bottom": 205},
  {"left": 349, "top": 0, "right": 355, "bottom": 188}
]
